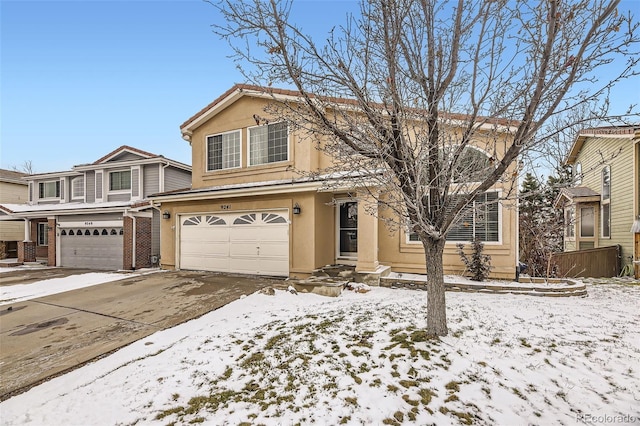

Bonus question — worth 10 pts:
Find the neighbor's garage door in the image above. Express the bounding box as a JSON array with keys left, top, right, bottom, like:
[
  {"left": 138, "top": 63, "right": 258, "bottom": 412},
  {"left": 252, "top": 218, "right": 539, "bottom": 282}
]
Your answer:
[
  {"left": 59, "top": 227, "right": 123, "bottom": 270},
  {"left": 179, "top": 211, "right": 289, "bottom": 276}
]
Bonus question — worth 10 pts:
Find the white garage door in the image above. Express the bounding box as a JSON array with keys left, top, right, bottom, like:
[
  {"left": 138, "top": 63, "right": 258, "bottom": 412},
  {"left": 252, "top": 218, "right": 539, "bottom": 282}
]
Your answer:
[
  {"left": 180, "top": 211, "right": 289, "bottom": 277},
  {"left": 59, "top": 227, "right": 124, "bottom": 270}
]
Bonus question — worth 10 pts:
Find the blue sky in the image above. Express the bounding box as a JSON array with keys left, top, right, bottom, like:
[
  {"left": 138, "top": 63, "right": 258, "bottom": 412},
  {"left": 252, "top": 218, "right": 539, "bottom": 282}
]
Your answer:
[{"left": 1, "top": 0, "right": 637, "bottom": 173}]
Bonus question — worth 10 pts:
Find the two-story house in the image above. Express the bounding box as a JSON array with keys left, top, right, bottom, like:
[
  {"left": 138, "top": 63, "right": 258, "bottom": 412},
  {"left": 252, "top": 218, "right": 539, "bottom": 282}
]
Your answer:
[
  {"left": 150, "top": 84, "right": 518, "bottom": 281},
  {"left": 0, "top": 146, "right": 191, "bottom": 270},
  {"left": 0, "top": 169, "right": 29, "bottom": 260},
  {"left": 555, "top": 125, "right": 640, "bottom": 277}
]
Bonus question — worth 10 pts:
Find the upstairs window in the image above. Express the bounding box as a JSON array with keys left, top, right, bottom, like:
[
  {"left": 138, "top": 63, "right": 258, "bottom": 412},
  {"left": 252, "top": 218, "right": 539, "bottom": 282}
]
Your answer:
[
  {"left": 574, "top": 162, "right": 582, "bottom": 185},
  {"left": 71, "top": 176, "right": 84, "bottom": 200},
  {"left": 601, "top": 166, "right": 611, "bottom": 238},
  {"left": 207, "top": 130, "right": 241, "bottom": 171},
  {"left": 38, "top": 181, "right": 60, "bottom": 199},
  {"left": 249, "top": 122, "right": 288, "bottom": 166},
  {"left": 109, "top": 170, "right": 131, "bottom": 191}
]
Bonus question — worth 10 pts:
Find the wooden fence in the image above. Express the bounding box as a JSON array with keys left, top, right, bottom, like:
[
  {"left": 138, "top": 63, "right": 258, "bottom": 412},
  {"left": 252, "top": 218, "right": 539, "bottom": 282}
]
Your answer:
[{"left": 550, "top": 245, "right": 621, "bottom": 278}]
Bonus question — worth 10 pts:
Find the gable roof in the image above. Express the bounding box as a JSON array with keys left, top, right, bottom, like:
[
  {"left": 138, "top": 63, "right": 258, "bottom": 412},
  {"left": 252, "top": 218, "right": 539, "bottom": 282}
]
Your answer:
[
  {"left": 0, "top": 169, "right": 29, "bottom": 185},
  {"left": 180, "top": 83, "right": 520, "bottom": 141},
  {"left": 565, "top": 124, "right": 640, "bottom": 165},
  {"left": 554, "top": 186, "right": 601, "bottom": 208},
  {"left": 92, "top": 145, "right": 159, "bottom": 165}
]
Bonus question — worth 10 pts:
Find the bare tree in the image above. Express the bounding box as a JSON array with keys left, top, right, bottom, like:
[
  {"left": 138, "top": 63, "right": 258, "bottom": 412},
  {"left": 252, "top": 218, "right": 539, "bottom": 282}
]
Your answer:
[
  {"left": 213, "top": 0, "right": 639, "bottom": 336},
  {"left": 10, "top": 160, "right": 34, "bottom": 174}
]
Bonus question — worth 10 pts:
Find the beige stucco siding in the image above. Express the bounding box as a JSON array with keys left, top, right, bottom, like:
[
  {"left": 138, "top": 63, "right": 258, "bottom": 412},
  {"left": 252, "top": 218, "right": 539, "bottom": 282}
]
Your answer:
[
  {"left": 377, "top": 197, "right": 517, "bottom": 279},
  {"left": 189, "top": 97, "right": 333, "bottom": 190},
  {"left": 159, "top": 192, "right": 334, "bottom": 277}
]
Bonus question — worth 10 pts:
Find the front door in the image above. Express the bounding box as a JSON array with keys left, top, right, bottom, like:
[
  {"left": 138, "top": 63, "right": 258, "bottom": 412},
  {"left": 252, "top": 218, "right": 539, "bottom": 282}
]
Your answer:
[{"left": 337, "top": 201, "right": 358, "bottom": 259}]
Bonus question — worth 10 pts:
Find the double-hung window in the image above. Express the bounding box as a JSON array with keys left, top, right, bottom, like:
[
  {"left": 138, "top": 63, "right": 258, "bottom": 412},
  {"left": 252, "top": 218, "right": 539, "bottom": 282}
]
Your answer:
[
  {"left": 601, "top": 166, "right": 611, "bottom": 238},
  {"left": 38, "top": 181, "right": 60, "bottom": 199},
  {"left": 109, "top": 170, "right": 131, "bottom": 191},
  {"left": 249, "top": 122, "right": 288, "bottom": 165},
  {"left": 71, "top": 176, "right": 84, "bottom": 200},
  {"left": 408, "top": 191, "right": 500, "bottom": 243},
  {"left": 207, "top": 130, "right": 241, "bottom": 171}
]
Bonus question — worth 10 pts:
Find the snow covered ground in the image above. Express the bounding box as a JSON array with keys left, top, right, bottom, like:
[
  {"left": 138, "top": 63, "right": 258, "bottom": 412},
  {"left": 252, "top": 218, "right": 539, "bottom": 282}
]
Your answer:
[
  {"left": 1, "top": 276, "right": 639, "bottom": 425},
  {"left": 0, "top": 268, "right": 153, "bottom": 306}
]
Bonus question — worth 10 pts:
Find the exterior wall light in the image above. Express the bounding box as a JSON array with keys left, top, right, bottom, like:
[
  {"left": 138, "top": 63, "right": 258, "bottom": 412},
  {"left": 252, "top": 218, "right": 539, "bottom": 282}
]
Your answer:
[
  {"left": 162, "top": 210, "right": 171, "bottom": 220},
  {"left": 293, "top": 203, "right": 301, "bottom": 215}
]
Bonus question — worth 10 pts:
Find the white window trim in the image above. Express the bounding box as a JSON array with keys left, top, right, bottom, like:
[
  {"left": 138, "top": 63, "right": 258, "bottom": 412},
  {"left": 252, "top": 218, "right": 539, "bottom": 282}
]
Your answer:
[
  {"left": 108, "top": 169, "right": 132, "bottom": 194},
  {"left": 601, "top": 166, "right": 611, "bottom": 239},
  {"left": 71, "top": 176, "right": 85, "bottom": 201},
  {"left": 579, "top": 206, "right": 595, "bottom": 238},
  {"left": 206, "top": 129, "right": 243, "bottom": 171},
  {"left": 37, "top": 222, "right": 48, "bottom": 246},
  {"left": 38, "top": 180, "right": 61, "bottom": 201},
  {"left": 405, "top": 190, "right": 503, "bottom": 245},
  {"left": 565, "top": 206, "right": 576, "bottom": 239},
  {"left": 335, "top": 199, "right": 359, "bottom": 261},
  {"left": 247, "top": 122, "right": 290, "bottom": 167}
]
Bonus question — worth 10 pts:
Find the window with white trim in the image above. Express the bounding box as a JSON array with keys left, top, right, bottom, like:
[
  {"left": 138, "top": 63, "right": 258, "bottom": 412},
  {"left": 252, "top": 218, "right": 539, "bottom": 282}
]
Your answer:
[
  {"left": 38, "top": 181, "right": 60, "bottom": 199},
  {"left": 109, "top": 170, "right": 131, "bottom": 191},
  {"left": 574, "top": 162, "right": 582, "bottom": 184},
  {"left": 408, "top": 191, "right": 500, "bottom": 243},
  {"left": 207, "top": 130, "right": 241, "bottom": 171},
  {"left": 249, "top": 122, "right": 288, "bottom": 165},
  {"left": 601, "top": 166, "right": 611, "bottom": 238},
  {"left": 580, "top": 207, "right": 594, "bottom": 237},
  {"left": 37, "top": 222, "right": 48, "bottom": 246},
  {"left": 71, "top": 176, "right": 84, "bottom": 200},
  {"left": 565, "top": 206, "right": 575, "bottom": 237}
]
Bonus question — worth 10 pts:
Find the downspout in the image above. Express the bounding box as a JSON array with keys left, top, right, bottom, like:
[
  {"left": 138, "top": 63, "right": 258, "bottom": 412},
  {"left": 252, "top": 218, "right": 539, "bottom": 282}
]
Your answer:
[{"left": 160, "top": 161, "right": 171, "bottom": 193}]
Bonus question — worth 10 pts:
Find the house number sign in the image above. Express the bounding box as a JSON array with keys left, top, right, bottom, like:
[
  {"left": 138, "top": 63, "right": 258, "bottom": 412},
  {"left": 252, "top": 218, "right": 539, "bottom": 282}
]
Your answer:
[{"left": 220, "top": 205, "right": 231, "bottom": 210}]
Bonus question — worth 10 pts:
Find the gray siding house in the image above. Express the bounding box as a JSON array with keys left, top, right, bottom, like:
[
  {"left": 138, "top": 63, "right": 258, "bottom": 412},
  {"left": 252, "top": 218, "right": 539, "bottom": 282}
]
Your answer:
[{"left": 0, "top": 146, "right": 191, "bottom": 270}]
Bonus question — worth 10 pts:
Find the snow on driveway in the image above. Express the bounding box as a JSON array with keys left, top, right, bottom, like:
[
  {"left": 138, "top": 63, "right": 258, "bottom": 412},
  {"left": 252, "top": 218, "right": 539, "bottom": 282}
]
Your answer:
[
  {"left": 1, "top": 280, "right": 639, "bottom": 425},
  {"left": 0, "top": 269, "right": 151, "bottom": 306}
]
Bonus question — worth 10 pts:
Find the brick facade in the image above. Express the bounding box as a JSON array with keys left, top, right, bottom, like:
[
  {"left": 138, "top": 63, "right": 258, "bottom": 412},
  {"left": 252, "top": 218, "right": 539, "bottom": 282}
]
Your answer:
[
  {"left": 18, "top": 241, "right": 36, "bottom": 263},
  {"left": 123, "top": 216, "right": 152, "bottom": 270},
  {"left": 135, "top": 217, "right": 152, "bottom": 269},
  {"left": 47, "top": 218, "right": 56, "bottom": 267}
]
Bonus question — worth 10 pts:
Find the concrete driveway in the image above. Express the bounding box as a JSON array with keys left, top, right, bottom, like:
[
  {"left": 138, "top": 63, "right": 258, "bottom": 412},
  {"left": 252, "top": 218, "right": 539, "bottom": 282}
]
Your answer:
[{"left": 0, "top": 268, "right": 285, "bottom": 400}]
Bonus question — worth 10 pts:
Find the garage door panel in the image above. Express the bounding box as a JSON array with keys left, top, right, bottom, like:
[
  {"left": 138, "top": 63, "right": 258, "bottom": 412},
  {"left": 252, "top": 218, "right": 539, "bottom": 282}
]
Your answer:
[
  {"left": 229, "top": 243, "right": 259, "bottom": 257},
  {"left": 60, "top": 229, "right": 123, "bottom": 270},
  {"left": 256, "top": 226, "right": 289, "bottom": 240},
  {"left": 181, "top": 254, "right": 229, "bottom": 272},
  {"left": 258, "top": 241, "right": 289, "bottom": 257},
  {"left": 258, "top": 259, "right": 289, "bottom": 276},
  {"left": 180, "top": 211, "right": 289, "bottom": 277}
]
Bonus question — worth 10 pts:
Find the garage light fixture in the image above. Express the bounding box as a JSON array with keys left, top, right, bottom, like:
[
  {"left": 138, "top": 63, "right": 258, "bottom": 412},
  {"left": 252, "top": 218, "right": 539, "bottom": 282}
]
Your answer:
[
  {"left": 162, "top": 210, "right": 171, "bottom": 220},
  {"left": 293, "top": 203, "right": 301, "bottom": 215}
]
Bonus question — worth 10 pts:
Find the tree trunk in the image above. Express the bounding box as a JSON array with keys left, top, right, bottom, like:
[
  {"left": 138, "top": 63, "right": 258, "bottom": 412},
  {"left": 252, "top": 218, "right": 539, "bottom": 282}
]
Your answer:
[{"left": 423, "top": 237, "right": 448, "bottom": 337}]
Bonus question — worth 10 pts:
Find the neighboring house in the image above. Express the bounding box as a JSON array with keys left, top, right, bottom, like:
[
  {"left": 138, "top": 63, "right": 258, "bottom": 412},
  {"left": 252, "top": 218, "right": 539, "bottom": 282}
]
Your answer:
[
  {"left": 149, "top": 84, "right": 518, "bottom": 280},
  {"left": 0, "top": 146, "right": 191, "bottom": 270},
  {"left": 0, "top": 169, "right": 29, "bottom": 259},
  {"left": 555, "top": 125, "right": 640, "bottom": 276}
]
